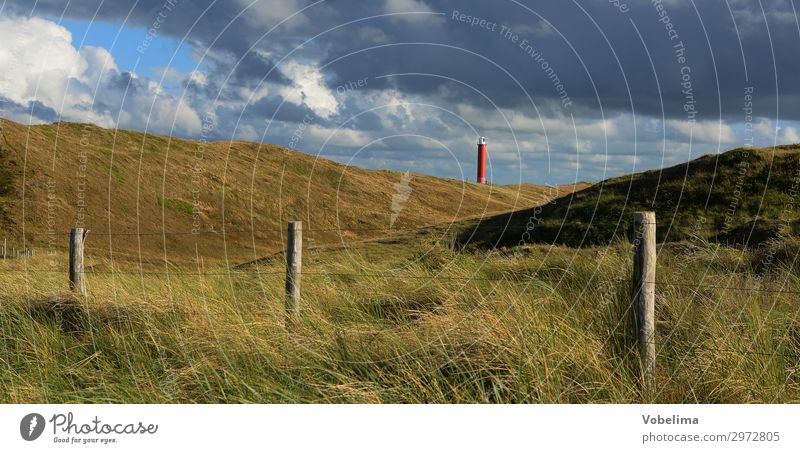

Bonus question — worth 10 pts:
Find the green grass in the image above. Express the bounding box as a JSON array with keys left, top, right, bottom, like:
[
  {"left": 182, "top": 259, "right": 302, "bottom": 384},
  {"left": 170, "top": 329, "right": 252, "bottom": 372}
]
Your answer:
[
  {"left": 158, "top": 196, "right": 194, "bottom": 216},
  {"left": 1, "top": 235, "right": 798, "bottom": 403},
  {"left": 462, "top": 146, "right": 800, "bottom": 249}
]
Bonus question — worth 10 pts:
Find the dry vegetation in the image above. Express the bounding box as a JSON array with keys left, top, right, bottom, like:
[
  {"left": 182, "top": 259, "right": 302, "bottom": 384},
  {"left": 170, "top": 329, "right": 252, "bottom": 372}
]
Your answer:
[
  {"left": 0, "top": 118, "right": 580, "bottom": 263},
  {"left": 2, "top": 118, "right": 799, "bottom": 403},
  {"left": 1, "top": 234, "right": 799, "bottom": 403}
]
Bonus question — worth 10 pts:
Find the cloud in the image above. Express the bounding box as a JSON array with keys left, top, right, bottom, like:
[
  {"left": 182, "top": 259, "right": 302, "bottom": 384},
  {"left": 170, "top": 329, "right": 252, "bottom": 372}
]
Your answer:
[
  {"left": 780, "top": 126, "right": 800, "bottom": 143},
  {"left": 3, "top": 1, "right": 800, "bottom": 184},
  {"left": 278, "top": 61, "right": 338, "bottom": 119},
  {"left": 383, "top": 0, "right": 441, "bottom": 24},
  {"left": 0, "top": 15, "right": 202, "bottom": 135},
  {"left": 667, "top": 120, "right": 738, "bottom": 146},
  {"left": 305, "top": 124, "right": 373, "bottom": 148},
  {"left": 751, "top": 118, "right": 800, "bottom": 146},
  {"left": 239, "top": 0, "right": 309, "bottom": 30},
  {"left": 8, "top": 0, "right": 800, "bottom": 120},
  {"left": 0, "top": 17, "right": 89, "bottom": 111},
  {"left": 728, "top": 0, "right": 797, "bottom": 37}
]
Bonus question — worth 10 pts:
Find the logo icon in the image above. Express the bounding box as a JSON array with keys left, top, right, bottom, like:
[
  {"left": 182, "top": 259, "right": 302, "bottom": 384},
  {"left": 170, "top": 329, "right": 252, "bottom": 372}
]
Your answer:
[
  {"left": 20, "top": 413, "right": 45, "bottom": 441},
  {"left": 390, "top": 171, "right": 413, "bottom": 228}
]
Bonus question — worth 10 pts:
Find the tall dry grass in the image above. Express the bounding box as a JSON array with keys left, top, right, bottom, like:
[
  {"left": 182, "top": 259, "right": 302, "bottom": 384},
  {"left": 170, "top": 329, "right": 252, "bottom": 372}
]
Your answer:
[{"left": 1, "top": 238, "right": 799, "bottom": 403}]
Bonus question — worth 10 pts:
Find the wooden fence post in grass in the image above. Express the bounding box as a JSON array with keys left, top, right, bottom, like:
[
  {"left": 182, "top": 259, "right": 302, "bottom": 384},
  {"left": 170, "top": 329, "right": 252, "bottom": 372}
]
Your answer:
[
  {"left": 69, "top": 228, "right": 89, "bottom": 296},
  {"left": 632, "top": 211, "right": 656, "bottom": 391},
  {"left": 285, "top": 221, "right": 303, "bottom": 319}
]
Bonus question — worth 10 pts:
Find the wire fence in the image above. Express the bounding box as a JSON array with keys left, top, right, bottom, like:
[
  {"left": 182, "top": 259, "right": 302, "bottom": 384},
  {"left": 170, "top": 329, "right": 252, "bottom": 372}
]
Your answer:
[
  {"left": 0, "top": 219, "right": 643, "bottom": 245},
  {"left": 2, "top": 268, "right": 800, "bottom": 296},
  {"left": 2, "top": 218, "right": 800, "bottom": 376},
  {"left": 2, "top": 223, "right": 450, "bottom": 239}
]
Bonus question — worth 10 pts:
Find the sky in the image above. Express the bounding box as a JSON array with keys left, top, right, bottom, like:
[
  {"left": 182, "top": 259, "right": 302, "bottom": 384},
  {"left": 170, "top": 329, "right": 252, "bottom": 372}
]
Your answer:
[{"left": 1, "top": 0, "right": 800, "bottom": 185}]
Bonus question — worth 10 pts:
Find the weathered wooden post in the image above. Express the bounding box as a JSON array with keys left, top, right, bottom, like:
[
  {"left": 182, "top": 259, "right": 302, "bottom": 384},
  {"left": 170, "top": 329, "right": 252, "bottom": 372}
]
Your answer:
[
  {"left": 285, "top": 221, "right": 303, "bottom": 319},
  {"left": 632, "top": 212, "right": 656, "bottom": 392},
  {"left": 69, "top": 228, "right": 89, "bottom": 296}
]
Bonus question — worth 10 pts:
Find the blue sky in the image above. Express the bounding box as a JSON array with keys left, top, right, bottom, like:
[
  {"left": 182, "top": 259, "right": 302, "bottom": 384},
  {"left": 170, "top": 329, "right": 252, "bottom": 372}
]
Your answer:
[{"left": 54, "top": 17, "right": 198, "bottom": 80}]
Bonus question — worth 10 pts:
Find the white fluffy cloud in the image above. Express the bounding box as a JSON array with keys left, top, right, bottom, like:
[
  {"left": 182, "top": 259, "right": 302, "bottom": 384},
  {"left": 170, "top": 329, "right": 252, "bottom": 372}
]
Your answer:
[
  {"left": 278, "top": 61, "right": 339, "bottom": 119},
  {"left": 780, "top": 126, "right": 800, "bottom": 143},
  {"left": 0, "top": 16, "right": 201, "bottom": 135},
  {"left": 752, "top": 118, "right": 800, "bottom": 146},
  {"left": 0, "top": 17, "right": 99, "bottom": 118},
  {"left": 667, "top": 119, "right": 738, "bottom": 145}
]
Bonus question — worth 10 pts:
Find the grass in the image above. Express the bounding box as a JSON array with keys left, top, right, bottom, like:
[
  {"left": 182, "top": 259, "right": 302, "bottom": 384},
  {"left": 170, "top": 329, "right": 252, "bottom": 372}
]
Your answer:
[
  {"left": 0, "top": 117, "right": 580, "bottom": 263},
  {"left": 158, "top": 196, "right": 195, "bottom": 216},
  {"left": 462, "top": 145, "right": 800, "bottom": 249},
  {"left": 2, "top": 117, "right": 799, "bottom": 403},
  {"left": 1, "top": 234, "right": 799, "bottom": 403}
]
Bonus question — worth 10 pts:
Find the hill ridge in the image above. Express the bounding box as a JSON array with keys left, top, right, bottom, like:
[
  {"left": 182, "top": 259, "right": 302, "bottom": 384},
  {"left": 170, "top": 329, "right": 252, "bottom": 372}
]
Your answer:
[
  {"left": 0, "top": 117, "right": 579, "bottom": 262},
  {"left": 458, "top": 144, "right": 800, "bottom": 249}
]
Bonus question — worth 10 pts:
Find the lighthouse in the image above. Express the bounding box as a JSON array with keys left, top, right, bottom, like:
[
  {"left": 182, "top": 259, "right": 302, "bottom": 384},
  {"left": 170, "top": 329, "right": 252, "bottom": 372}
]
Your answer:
[{"left": 477, "top": 136, "right": 487, "bottom": 184}]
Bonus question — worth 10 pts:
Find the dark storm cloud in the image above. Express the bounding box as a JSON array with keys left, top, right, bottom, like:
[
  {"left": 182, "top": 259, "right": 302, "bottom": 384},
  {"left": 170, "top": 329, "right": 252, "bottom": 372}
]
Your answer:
[
  {"left": 244, "top": 95, "right": 320, "bottom": 125},
  {"left": 107, "top": 71, "right": 150, "bottom": 92},
  {"left": 227, "top": 51, "right": 292, "bottom": 86},
  {"left": 9, "top": 0, "right": 798, "bottom": 123},
  {"left": 316, "top": 0, "right": 797, "bottom": 122},
  {"left": 0, "top": 98, "right": 59, "bottom": 122}
]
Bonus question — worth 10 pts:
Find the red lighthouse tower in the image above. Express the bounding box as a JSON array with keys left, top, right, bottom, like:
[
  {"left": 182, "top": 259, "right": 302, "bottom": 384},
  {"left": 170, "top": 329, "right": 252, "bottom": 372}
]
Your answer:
[{"left": 477, "top": 136, "right": 487, "bottom": 184}]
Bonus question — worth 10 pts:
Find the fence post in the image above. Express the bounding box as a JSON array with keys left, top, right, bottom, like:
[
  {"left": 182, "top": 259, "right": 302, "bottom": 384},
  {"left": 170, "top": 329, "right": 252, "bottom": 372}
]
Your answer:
[
  {"left": 69, "top": 228, "right": 89, "bottom": 296},
  {"left": 285, "top": 221, "right": 303, "bottom": 319},
  {"left": 632, "top": 211, "right": 656, "bottom": 392}
]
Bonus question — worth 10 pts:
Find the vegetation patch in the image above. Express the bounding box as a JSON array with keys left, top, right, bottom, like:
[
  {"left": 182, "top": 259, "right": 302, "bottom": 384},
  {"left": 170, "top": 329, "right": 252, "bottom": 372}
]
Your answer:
[
  {"left": 159, "top": 196, "right": 194, "bottom": 215},
  {"left": 361, "top": 290, "right": 445, "bottom": 322},
  {"left": 460, "top": 147, "right": 800, "bottom": 249}
]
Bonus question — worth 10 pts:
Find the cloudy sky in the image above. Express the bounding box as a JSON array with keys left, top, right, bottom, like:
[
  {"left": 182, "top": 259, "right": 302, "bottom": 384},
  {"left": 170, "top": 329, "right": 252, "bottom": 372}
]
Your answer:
[{"left": 1, "top": 0, "right": 799, "bottom": 184}]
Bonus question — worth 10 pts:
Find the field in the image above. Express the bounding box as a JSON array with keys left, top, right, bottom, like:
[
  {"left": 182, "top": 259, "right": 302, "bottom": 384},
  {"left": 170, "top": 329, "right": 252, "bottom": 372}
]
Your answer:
[
  {"left": 1, "top": 231, "right": 799, "bottom": 403},
  {"left": 2, "top": 119, "right": 800, "bottom": 403}
]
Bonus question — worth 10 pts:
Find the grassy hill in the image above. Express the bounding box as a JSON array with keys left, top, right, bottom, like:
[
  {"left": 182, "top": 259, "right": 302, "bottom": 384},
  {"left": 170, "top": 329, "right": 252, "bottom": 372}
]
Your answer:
[
  {"left": 459, "top": 145, "right": 800, "bottom": 249},
  {"left": 4, "top": 209, "right": 800, "bottom": 403},
  {"left": 2, "top": 120, "right": 799, "bottom": 404},
  {"left": 0, "top": 118, "right": 580, "bottom": 263}
]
